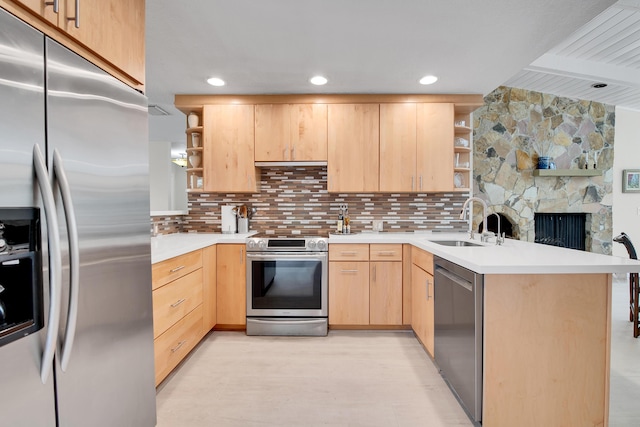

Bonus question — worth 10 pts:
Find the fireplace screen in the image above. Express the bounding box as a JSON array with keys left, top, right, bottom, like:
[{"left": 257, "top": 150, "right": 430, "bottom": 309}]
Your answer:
[{"left": 534, "top": 213, "right": 586, "bottom": 251}]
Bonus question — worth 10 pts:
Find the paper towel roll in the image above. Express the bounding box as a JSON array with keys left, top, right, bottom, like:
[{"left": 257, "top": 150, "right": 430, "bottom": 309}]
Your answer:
[{"left": 221, "top": 205, "right": 237, "bottom": 234}]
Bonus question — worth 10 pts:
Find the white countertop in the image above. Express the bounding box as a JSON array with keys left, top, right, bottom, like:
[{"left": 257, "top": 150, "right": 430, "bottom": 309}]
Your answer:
[
  {"left": 329, "top": 231, "right": 640, "bottom": 274},
  {"left": 151, "top": 232, "right": 256, "bottom": 263},
  {"left": 151, "top": 231, "right": 640, "bottom": 274}
]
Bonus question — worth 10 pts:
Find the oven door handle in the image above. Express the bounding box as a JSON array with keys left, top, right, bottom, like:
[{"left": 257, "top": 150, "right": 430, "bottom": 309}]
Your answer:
[{"left": 246, "top": 252, "right": 328, "bottom": 261}]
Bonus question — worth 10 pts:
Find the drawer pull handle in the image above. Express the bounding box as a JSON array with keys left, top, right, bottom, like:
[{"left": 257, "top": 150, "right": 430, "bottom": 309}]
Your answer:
[
  {"left": 376, "top": 251, "right": 396, "bottom": 256},
  {"left": 170, "top": 340, "right": 187, "bottom": 353},
  {"left": 340, "top": 269, "right": 359, "bottom": 273},
  {"left": 170, "top": 298, "right": 186, "bottom": 308},
  {"left": 170, "top": 265, "right": 185, "bottom": 273},
  {"left": 340, "top": 251, "right": 357, "bottom": 255}
]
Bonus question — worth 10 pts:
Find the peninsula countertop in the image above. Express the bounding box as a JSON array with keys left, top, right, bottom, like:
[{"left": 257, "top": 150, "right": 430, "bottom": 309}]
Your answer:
[{"left": 151, "top": 231, "right": 640, "bottom": 274}]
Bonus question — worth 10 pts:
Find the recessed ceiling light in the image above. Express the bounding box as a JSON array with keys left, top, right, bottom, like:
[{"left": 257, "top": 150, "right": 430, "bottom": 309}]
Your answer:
[
  {"left": 207, "top": 77, "right": 225, "bottom": 87},
  {"left": 310, "top": 76, "right": 328, "bottom": 86},
  {"left": 591, "top": 83, "right": 607, "bottom": 89},
  {"left": 419, "top": 75, "right": 438, "bottom": 85}
]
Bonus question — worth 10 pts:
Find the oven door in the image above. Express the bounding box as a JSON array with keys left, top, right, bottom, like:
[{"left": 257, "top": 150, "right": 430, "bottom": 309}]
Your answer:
[{"left": 246, "top": 252, "right": 328, "bottom": 317}]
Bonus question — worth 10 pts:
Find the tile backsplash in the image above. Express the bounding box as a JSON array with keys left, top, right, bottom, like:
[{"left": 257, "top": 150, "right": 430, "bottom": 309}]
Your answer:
[{"left": 180, "top": 167, "right": 469, "bottom": 235}]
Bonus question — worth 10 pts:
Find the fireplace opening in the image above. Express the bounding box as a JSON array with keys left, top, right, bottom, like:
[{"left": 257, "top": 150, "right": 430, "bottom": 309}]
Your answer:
[
  {"left": 534, "top": 213, "right": 586, "bottom": 251},
  {"left": 480, "top": 213, "right": 514, "bottom": 238}
]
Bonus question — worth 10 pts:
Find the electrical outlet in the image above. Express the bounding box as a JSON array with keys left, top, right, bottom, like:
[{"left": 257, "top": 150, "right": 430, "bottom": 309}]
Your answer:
[
  {"left": 372, "top": 220, "right": 383, "bottom": 232},
  {"left": 637, "top": 207, "right": 640, "bottom": 216}
]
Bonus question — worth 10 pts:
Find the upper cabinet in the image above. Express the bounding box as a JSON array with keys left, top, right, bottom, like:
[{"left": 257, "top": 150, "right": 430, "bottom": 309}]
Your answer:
[
  {"left": 203, "top": 104, "right": 258, "bottom": 193},
  {"left": 6, "top": 0, "right": 145, "bottom": 89},
  {"left": 417, "top": 103, "right": 455, "bottom": 192},
  {"left": 255, "top": 104, "right": 327, "bottom": 162},
  {"left": 379, "top": 103, "right": 417, "bottom": 192},
  {"left": 379, "top": 103, "right": 455, "bottom": 192},
  {"left": 174, "top": 94, "right": 483, "bottom": 194},
  {"left": 327, "top": 104, "right": 379, "bottom": 192}
]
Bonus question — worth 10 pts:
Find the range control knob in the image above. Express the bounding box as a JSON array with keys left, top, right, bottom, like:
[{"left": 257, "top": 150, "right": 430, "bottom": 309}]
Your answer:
[
  {"left": 247, "top": 240, "right": 256, "bottom": 250},
  {"left": 308, "top": 240, "right": 316, "bottom": 249},
  {"left": 258, "top": 239, "right": 267, "bottom": 249},
  {"left": 316, "top": 240, "right": 327, "bottom": 251}
]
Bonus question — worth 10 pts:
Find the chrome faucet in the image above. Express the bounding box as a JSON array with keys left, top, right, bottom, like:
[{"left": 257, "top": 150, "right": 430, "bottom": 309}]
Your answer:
[
  {"left": 460, "top": 197, "right": 491, "bottom": 242},
  {"left": 490, "top": 212, "right": 505, "bottom": 245}
]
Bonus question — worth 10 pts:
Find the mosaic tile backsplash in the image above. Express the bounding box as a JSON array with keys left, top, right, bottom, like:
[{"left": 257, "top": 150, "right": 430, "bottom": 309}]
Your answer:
[{"left": 179, "top": 167, "right": 469, "bottom": 235}]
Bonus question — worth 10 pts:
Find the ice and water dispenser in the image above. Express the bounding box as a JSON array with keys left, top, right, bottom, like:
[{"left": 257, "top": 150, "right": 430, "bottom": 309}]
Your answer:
[{"left": 0, "top": 208, "right": 43, "bottom": 347}]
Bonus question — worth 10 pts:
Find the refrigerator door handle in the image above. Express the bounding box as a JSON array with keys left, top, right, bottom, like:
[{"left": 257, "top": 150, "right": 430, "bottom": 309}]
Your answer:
[
  {"left": 33, "top": 144, "right": 62, "bottom": 384},
  {"left": 53, "top": 149, "right": 79, "bottom": 372}
]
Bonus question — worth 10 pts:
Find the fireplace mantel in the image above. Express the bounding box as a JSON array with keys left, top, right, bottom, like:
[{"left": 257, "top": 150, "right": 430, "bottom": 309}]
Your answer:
[{"left": 532, "top": 169, "right": 602, "bottom": 177}]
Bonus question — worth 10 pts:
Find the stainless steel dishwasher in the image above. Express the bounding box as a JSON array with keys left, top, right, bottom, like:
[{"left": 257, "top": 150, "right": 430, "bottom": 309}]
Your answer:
[{"left": 434, "top": 256, "right": 483, "bottom": 423}]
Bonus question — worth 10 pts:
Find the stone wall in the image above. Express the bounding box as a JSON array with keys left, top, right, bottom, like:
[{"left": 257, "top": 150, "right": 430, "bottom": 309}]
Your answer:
[{"left": 473, "top": 86, "right": 615, "bottom": 254}]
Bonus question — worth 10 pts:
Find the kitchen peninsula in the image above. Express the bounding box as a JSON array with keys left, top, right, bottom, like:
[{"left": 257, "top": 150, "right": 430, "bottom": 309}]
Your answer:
[{"left": 152, "top": 231, "right": 640, "bottom": 426}]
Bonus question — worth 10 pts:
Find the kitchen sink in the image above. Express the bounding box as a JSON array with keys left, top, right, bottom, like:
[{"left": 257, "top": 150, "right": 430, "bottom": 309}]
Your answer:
[{"left": 429, "top": 240, "right": 485, "bottom": 247}]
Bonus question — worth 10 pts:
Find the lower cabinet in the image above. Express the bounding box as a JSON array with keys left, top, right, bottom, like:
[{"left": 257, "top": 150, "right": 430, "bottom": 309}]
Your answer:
[
  {"left": 328, "top": 244, "right": 403, "bottom": 326},
  {"left": 154, "top": 305, "right": 204, "bottom": 386},
  {"left": 411, "top": 248, "right": 434, "bottom": 356},
  {"left": 216, "top": 244, "right": 246, "bottom": 327},
  {"left": 329, "top": 260, "right": 370, "bottom": 325},
  {"left": 152, "top": 249, "right": 206, "bottom": 386}
]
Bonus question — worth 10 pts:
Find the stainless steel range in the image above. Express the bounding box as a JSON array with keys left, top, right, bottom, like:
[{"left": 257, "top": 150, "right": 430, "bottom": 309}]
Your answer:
[{"left": 246, "top": 234, "right": 328, "bottom": 336}]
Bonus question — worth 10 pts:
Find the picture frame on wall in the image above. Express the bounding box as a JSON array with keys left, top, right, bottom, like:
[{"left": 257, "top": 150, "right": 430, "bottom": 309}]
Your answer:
[{"left": 622, "top": 169, "right": 640, "bottom": 193}]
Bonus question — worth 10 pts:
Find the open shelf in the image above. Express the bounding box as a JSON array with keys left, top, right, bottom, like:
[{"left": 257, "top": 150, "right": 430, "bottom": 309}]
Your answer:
[{"left": 533, "top": 169, "right": 602, "bottom": 177}]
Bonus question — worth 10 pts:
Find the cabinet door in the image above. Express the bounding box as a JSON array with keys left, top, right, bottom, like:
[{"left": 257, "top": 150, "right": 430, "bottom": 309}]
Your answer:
[
  {"left": 379, "top": 103, "right": 417, "bottom": 192},
  {"left": 60, "top": 0, "right": 145, "bottom": 85},
  {"left": 216, "top": 244, "right": 246, "bottom": 326},
  {"left": 204, "top": 104, "right": 258, "bottom": 192},
  {"left": 290, "top": 104, "right": 327, "bottom": 161},
  {"left": 329, "top": 261, "right": 369, "bottom": 325},
  {"left": 202, "top": 245, "right": 217, "bottom": 333},
  {"left": 255, "top": 104, "right": 290, "bottom": 161},
  {"left": 417, "top": 103, "right": 455, "bottom": 192},
  {"left": 411, "top": 264, "right": 434, "bottom": 356},
  {"left": 369, "top": 261, "right": 402, "bottom": 325},
  {"left": 12, "top": 0, "right": 59, "bottom": 24},
  {"left": 327, "top": 104, "right": 379, "bottom": 192}
]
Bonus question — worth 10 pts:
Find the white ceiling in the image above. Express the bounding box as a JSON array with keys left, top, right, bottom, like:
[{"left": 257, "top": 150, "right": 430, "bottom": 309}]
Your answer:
[{"left": 146, "top": 0, "right": 635, "bottom": 152}]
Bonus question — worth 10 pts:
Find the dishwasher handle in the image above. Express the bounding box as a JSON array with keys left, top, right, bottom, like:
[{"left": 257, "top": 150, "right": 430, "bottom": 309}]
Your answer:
[{"left": 436, "top": 267, "right": 473, "bottom": 292}]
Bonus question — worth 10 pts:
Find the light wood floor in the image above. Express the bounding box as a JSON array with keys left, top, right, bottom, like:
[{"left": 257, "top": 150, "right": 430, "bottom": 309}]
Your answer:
[{"left": 156, "top": 276, "right": 639, "bottom": 427}]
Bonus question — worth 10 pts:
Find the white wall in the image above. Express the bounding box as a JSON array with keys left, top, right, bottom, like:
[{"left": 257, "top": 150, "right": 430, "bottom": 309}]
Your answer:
[
  {"left": 612, "top": 107, "right": 640, "bottom": 258},
  {"left": 149, "top": 141, "right": 171, "bottom": 211}
]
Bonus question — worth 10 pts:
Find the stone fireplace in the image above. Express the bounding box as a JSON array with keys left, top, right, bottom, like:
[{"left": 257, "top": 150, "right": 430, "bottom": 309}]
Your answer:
[{"left": 472, "top": 86, "right": 614, "bottom": 254}]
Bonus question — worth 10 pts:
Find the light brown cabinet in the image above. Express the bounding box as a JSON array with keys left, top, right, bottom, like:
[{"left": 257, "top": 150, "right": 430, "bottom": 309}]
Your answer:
[
  {"left": 369, "top": 244, "right": 403, "bottom": 325},
  {"left": 411, "top": 247, "right": 434, "bottom": 356},
  {"left": 6, "top": 0, "right": 145, "bottom": 88},
  {"left": 379, "top": 103, "right": 455, "bottom": 192},
  {"left": 202, "top": 245, "right": 217, "bottom": 332},
  {"left": 417, "top": 103, "right": 455, "bottom": 192},
  {"left": 327, "top": 104, "right": 379, "bottom": 192},
  {"left": 152, "top": 249, "right": 205, "bottom": 386},
  {"left": 255, "top": 104, "right": 327, "bottom": 162},
  {"left": 328, "top": 244, "right": 403, "bottom": 326},
  {"left": 203, "top": 104, "right": 258, "bottom": 193},
  {"left": 216, "top": 244, "right": 246, "bottom": 327}
]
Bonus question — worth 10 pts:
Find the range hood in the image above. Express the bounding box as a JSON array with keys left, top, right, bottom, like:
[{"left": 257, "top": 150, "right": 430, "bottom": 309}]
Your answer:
[{"left": 255, "top": 161, "right": 327, "bottom": 167}]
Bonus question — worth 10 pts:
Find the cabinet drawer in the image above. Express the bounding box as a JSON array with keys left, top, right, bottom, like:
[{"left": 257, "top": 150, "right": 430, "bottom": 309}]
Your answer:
[
  {"left": 152, "top": 269, "right": 204, "bottom": 338},
  {"left": 411, "top": 247, "right": 434, "bottom": 274},
  {"left": 370, "top": 244, "right": 403, "bottom": 261},
  {"left": 154, "top": 304, "right": 203, "bottom": 386},
  {"left": 152, "top": 250, "right": 203, "bottom": 290},
  {"left": 329, "top": 244, "right": 369, "bottom": 261}
]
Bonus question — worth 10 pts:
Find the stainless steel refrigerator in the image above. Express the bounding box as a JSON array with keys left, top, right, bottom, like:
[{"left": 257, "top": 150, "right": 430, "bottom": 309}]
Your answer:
[{"left": 0, "top": 8, "right": 156, "bottom": 427}]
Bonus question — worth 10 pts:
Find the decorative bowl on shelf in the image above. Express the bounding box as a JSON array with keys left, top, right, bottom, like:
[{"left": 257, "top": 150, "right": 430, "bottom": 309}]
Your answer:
[
  {"left": 455, "top": 137, "right": 469, "bottom": 147},
  {"left": 189, "top": 154, "right": 201, "bottom": 168}
]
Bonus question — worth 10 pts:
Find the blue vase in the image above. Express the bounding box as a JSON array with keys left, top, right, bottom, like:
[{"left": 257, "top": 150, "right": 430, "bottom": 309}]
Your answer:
[{"left": 537, "top": 156, "right": 551, "bottom": 169}]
